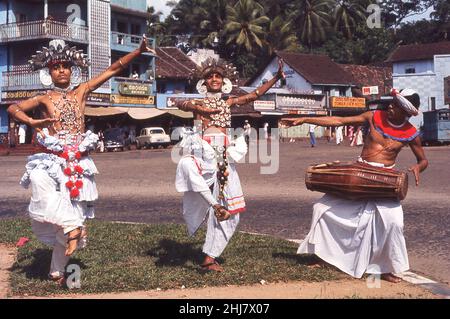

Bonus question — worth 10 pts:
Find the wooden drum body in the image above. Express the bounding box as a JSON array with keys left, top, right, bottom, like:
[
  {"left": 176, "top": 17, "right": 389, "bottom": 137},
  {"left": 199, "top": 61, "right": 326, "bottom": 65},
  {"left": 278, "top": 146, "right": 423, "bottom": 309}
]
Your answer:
[{"left": 305, "top": 162, "right": 408, "bottom": 201}]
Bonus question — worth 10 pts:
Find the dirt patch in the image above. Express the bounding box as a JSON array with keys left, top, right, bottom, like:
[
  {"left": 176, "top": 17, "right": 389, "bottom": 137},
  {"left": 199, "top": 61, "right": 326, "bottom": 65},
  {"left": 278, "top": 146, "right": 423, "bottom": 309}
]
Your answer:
[
  {"left": 20, "top": 278, "right": 437, "bottom": 299},
  {"left": 0, "top": 244, "right": 16, "bottom": 298}
]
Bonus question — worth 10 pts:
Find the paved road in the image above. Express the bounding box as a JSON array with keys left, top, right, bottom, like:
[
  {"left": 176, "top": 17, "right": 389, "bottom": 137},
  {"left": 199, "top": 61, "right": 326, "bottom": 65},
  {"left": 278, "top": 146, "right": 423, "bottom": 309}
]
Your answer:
[{"left": 1, "top": 140, "right": 449, "bottom": 285}]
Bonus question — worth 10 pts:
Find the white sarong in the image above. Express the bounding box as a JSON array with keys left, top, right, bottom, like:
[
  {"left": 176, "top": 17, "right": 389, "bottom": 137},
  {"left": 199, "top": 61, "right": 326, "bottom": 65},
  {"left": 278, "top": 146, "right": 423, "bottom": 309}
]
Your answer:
[
  {"left": 298, "top": 165, "right": 409, "bottom": 278},
  {"left": 175, "top": 132, "right": 247, "bottom": 258},
  {"left": 20, "top": 131, "right": 98, "bottom": 234}
]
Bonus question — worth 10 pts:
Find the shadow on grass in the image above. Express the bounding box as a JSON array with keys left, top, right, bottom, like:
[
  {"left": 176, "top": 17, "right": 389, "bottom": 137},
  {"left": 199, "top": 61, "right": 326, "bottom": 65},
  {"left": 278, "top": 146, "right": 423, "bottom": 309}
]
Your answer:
[
  {"left": 11, "top": 248, "right": 87, "bottom": 281},
  {"left": 146, "top": 238, "right": 225, "bottom": 273},
  {"left": 273, "top": 252, "right": 326, "bottom": 266}
]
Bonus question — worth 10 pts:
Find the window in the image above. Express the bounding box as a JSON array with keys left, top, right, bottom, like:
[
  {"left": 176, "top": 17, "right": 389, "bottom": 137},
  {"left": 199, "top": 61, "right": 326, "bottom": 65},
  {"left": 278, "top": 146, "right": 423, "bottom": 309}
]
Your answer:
[
  {"left": 339, "top": 88, "right": 347, "bottom": 96},
  {"left": 117, "top": 21, "right": 127, "bottom": 33},
  {"left": 131, "top": 23, "right": 141, "bottom": 35},
  {"left": 438, "top": 111, "right": 449, "bottom": 121},
  {"left": 431, "top": 97, "right": 436, "bottom": 111},
  {"left": 405, "top": 66, "right": 416, "bottom": 74}
]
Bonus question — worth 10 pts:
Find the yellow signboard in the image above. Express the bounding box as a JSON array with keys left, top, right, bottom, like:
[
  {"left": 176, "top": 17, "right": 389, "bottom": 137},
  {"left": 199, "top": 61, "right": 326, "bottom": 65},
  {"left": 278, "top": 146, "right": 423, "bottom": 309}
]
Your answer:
[
  {"left": 2, "top": 90, "right": 46, "bottom": 102},
  {"left": 330, "top": 97, "right": 366, "bottom": 108},
  {"left": 111, "top": 94, "right": 155, "bottom": 105}
]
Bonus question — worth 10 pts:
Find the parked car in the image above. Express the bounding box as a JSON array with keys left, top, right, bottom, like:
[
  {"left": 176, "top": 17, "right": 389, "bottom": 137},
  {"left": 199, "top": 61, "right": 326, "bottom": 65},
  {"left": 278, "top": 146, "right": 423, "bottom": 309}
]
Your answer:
[
  {"left": 104, "top": 127, "right": 131, "bottom": 152},
  {"left": 170, "top": 126, "right": 193, "bottom": 144},
  {"left": 136, "top": 127, "right": 171, "bottom": 149}
]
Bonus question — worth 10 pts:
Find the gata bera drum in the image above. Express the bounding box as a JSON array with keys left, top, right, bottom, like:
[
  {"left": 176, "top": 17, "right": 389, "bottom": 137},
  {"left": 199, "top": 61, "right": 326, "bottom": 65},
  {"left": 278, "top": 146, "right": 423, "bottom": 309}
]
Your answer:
[{"left": 305, "top": 162, "right": 408, "bottom": 201}]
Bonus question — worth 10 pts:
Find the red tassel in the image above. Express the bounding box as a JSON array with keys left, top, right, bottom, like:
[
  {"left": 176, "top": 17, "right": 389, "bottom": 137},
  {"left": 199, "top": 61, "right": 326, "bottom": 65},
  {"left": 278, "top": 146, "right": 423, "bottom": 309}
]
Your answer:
[
  {"left": 65, "top": 181, "right": 74, "bottom": 189},
  {"left": 75, "top": 152, "right": 81, "bottom": 160},
  {"left": 75, "top": 180, "right": 83, "bottom": 188},
  {"left": 74, "top": 166, "right": 84, "bottom": 174},
  {"left": 63, "top": 167, "right": 72, "bottom": 176},
  {"left": 61, "top": 151, "right": 69, "bottom": 160},
  {"left": 70, "top": 187, "right": 80, "bottom": 198}
]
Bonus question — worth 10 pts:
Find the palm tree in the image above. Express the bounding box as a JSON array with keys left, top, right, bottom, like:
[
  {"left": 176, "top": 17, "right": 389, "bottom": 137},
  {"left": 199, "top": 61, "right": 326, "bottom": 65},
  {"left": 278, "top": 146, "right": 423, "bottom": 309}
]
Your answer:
[
  {"left": 266, "top": 16, "right": 301, "bottom": 55},
  {"left": 224, "top": 0, "right": 270, "bottom": 53},
  {"left": 196, "top": 0, "right": 229, "bottom": 47},
  {"left": 289, "top": 0, "right": 333, "bottom": 49},
  {"left": 333, "top": 0, "right": 367, "bottom": 39}
]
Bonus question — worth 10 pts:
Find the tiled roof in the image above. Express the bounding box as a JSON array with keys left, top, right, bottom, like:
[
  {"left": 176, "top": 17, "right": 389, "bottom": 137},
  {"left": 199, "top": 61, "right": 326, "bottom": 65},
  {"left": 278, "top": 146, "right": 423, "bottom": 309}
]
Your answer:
[
  {"left": 275, "top": 51, "right": 354, "bottom": 86},
  {"left": 155, "top": 47, "right": 199, "bottom": 80},
  {"left": 386, "top": 41, "right": 450, "bottom": 62},
  {"left": 339, "top": 64, "right": 392, "bottom": 97}
]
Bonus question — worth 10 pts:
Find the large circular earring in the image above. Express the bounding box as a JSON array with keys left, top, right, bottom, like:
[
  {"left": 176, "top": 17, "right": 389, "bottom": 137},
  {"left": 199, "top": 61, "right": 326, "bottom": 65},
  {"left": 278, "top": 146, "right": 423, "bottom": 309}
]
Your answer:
[
  {"left": 70, "top": 66, "right": 82, "bottom": 87},
  {"left": 39, "top": 68, "right": 53, "bottom": 87},
  {"left": 196, "top": 79, "right": 208, "bottom": 95},
  {"left": 221, "top": 78, "right": 232, "bottom": 94}
]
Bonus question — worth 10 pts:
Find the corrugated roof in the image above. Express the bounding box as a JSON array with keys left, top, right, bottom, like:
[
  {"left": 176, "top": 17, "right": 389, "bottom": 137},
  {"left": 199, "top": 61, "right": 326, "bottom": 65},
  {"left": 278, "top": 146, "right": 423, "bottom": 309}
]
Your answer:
[{"left": 387, "top": 41, "right": 450, "bottom": 62}]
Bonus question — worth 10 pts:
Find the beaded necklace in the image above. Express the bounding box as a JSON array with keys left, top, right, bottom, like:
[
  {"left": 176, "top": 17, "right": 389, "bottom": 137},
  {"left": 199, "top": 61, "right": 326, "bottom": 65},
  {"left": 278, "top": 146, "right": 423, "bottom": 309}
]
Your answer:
[
  {"left": 203, "top": 97, "right": 231, "bottom": 128},
  {"left": 48, "top": 90, "right": 82, "bottom": 134}
]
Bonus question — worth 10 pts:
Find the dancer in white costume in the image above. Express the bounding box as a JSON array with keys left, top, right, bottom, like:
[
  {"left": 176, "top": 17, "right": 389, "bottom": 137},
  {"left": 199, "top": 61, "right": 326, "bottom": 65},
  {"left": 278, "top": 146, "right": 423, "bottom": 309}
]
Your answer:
[
  {"left": 175, "top": 57, "right": 285, "bottom": 272},
  {"left": 8, "top": 36, "right": 155, "bottom": 283},
  {"left": 284, "top": 89, "right": 428, "bottom": 283}
]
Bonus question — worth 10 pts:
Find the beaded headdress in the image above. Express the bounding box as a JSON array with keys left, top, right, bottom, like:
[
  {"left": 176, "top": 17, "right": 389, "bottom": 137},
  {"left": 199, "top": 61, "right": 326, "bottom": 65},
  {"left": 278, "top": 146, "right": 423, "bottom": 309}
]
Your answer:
[
  {"left": 29, "top": 40, "right": 90, "bottom": 88},
  {"left": 194, "top": 57, "right": 238, "bottom": 95}
]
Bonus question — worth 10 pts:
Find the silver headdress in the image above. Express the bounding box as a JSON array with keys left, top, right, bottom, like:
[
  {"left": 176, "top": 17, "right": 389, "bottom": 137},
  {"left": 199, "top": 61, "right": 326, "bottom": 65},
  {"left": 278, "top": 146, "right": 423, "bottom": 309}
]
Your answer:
[{"left": 29, "top": 40, "right": 90, "bottom": 88}]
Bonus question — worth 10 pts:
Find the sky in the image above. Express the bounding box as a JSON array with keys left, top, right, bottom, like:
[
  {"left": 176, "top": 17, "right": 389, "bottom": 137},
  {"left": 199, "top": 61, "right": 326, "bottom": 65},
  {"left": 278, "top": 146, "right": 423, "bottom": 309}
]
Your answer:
[{"left": 147, "top": 0, "right": 172, "bottom": 19}]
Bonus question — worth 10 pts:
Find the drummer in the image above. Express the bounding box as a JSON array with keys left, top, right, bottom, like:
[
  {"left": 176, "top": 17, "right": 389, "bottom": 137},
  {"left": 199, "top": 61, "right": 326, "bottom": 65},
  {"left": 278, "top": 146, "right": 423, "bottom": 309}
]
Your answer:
[{"left": 283, "top": 88, "right": 428, "bottom": 283}]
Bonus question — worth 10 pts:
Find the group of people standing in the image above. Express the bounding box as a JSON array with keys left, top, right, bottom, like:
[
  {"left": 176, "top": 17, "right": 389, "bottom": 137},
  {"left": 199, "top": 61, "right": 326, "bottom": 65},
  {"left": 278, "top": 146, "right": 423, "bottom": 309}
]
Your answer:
[{"left": 7, "top": 36, "right": 428, "bottom": 287}]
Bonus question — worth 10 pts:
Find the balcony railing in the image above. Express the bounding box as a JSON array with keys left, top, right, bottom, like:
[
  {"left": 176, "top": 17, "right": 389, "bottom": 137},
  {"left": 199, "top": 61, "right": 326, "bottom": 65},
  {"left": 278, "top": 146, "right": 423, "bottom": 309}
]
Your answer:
[
  {"left": 2, "top": 65, "right": 89, "bottom": 91},
  {"left": 111, "top": 31, "right": 142, "bottom": 47},
  {"left": 0, "top": 20, "right": 89, "bottom": 44}
]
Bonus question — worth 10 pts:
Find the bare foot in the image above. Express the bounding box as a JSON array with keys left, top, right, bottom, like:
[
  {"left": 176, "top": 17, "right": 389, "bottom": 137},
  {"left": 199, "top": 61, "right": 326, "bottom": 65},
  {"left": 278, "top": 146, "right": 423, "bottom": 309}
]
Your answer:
[
  {"left": 65, "top": 227, "right": 82, "bottom": 256},
  {"left": 49, "top": 274, "right": 66, "bottom": 286},
  {"left": 201, "top": 256, "right": 224, "bottom": 272},
  {"left": 307, "top": 259, "right": 328, "bottom": 269},
  {"left": 381, "top": 273, "right": 402, "bottom": 283}
]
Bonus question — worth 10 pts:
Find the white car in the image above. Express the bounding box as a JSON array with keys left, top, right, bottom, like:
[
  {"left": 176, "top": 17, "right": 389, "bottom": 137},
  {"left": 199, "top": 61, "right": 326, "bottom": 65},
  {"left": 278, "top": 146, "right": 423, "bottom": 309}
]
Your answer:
[{"left": 136, "top": 127, "right": 171, "bottom": 149}]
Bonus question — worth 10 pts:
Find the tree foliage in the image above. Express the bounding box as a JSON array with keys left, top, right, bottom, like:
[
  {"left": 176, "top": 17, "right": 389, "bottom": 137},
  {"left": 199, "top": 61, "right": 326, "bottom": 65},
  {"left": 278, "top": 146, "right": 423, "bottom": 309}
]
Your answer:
[{"left": 154, "top": 0, "right": 450, "bottom": 77}]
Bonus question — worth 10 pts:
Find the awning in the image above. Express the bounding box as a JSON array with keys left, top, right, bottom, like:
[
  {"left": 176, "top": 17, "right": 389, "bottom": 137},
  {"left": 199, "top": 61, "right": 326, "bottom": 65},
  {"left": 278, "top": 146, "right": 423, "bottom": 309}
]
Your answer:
[
  {"left": 127, "top": 107, "right": 167, "bottom": 120},
  {"left": 85, "top": 106, "right": 128, "bottom": 117},
  {"left": 260, "top": 111, "right": 287, "bottom": 116},
  {"left": 166, "top": 109, "right": 193, "bottom": 118}
]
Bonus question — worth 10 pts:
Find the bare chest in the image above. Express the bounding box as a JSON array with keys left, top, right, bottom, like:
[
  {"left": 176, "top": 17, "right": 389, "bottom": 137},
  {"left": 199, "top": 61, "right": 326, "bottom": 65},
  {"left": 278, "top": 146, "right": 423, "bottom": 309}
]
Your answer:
[{"left": 43, "top": 91, "right": 85, "bottom": 134}]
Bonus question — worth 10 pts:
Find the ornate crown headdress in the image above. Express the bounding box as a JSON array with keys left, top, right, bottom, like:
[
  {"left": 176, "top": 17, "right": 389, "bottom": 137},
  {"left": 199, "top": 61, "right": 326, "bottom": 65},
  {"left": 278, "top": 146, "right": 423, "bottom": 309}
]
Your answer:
[
  {"left": 28, "top": 40, "right": 90, "bottom": 88},
  {"left": 193, "top": 57, "right": 238, "bottom": 95},
  {"left": 194, "top": 57, "right": 238, "bottom": 82},
  {"left": 29, "top": 39, "right": 89, "bottom": 71}
]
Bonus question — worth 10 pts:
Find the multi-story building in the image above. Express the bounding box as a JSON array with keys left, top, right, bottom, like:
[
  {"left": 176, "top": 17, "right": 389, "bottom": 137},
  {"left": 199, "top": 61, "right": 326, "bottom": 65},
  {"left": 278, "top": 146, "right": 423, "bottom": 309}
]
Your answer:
[
  {"left": 0, "top": 0, "right": 156, "bottom": 145},
  {"left": 387, "top": 41, "right": 450, "bottom": 128}
]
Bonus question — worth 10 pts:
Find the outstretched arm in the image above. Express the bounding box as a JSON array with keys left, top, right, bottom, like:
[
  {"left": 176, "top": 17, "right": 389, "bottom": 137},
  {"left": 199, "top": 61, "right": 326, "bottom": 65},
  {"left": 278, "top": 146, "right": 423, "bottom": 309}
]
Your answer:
[
  {"left": 7, "top": 96, "right": 56, "bottom": 135},
  {"left": 228, "top": 59, "right": 285, "bottom": 106},
  {"left": 81, "top": 35, "right": 156, "bottom": 94},
  {"left": 176, "top": 99, "right": 221, "bottom": 117},
  {"left": 408, "top": 136, "right": 428, "bottom": 186},
  {"left": 283, "top": 112, "right": 371, "bottom": 128}
]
